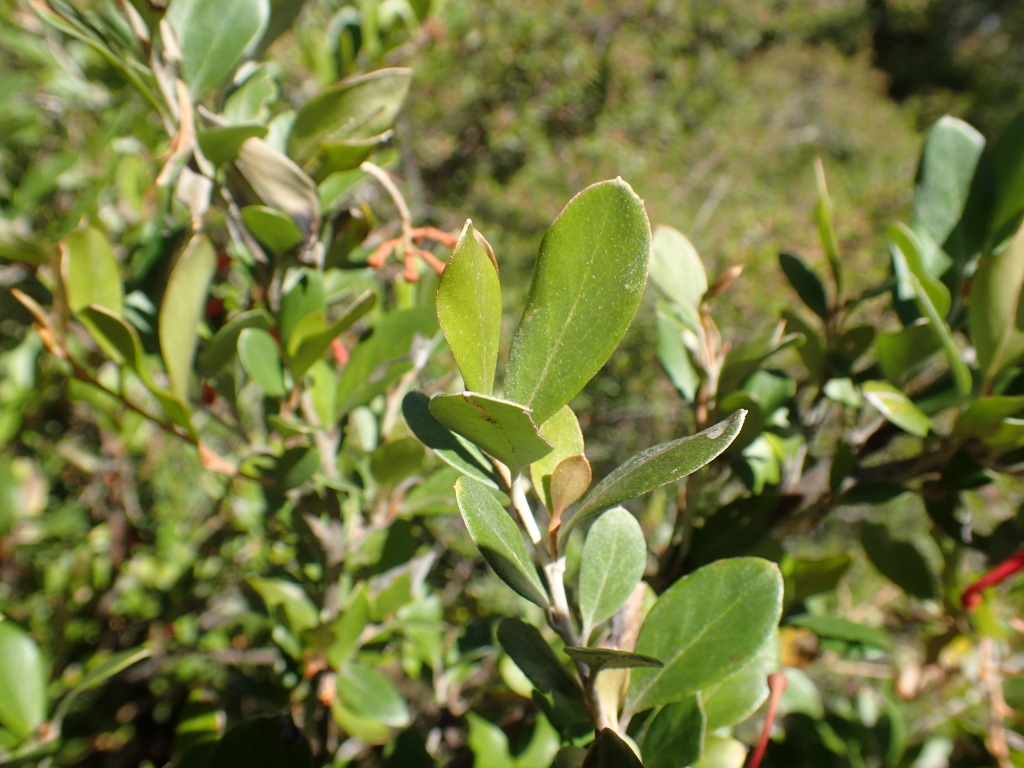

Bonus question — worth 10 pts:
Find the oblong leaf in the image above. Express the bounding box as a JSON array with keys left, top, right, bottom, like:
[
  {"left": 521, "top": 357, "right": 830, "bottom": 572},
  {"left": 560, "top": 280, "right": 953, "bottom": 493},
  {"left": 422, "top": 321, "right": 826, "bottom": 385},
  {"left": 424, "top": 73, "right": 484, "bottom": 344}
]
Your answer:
[
  {"left": 561, "top": 410, "right": 746, "bottom": 540},
  {"left": 437, "top": 221, "right": 501, "bottom": 395},
  {"left": 429, "top": 392, "right": 552, "bottom": 473},
  {"left": 401, "top": 391, "right": 500, "bottom": 488},
  {"left": 238, "top": 327, "right": 287, "bottom": 397},
  {"left": 623, "top": 558, "right": 783, "bottom": 717},
  {"left": 970, "top": 221, "right": 1024, "bottom": 387},
  {"left": 0, "top": 621, "right": 46, "bottom": 739},
  {"left": 455, "top": 476, "right": 547, "bottom": 607},
  {"left": 336, "top": 663, "right": 410, "bottom": 727},
  {"left": 159, "top": 234, "right": 217, "bottom": 403},
  {"left": 288, "top": 68, "right": 412, "bottom": 163},
  {"left": 504, "top": 179, "right": 651, "bottom": 424},
  {"left": 497, "top": 618, "right": 581, "bottom": 699},
  {"left": 563, "top": 647, "right": 662, "bottom": 673},
  {"left": 862, "top": 381, "right": 933, "bottom": 438},
  {"left": 578, "top": 507, "right": 646, "bottom": 633},
  {"left": 913, "top": 115, "right": 985, "bottom": 249},
  {"left": 779, "top": 252, "right": 828, "bottom": 322},
  {"left": 61, "top": 226, "right": 123, "bottom": 315},
  {"left": 167, "top": 0, "right": 270, "bottom": 98},
  {"left": 232, "top": 137, "right": 320, "bottom": 246}
]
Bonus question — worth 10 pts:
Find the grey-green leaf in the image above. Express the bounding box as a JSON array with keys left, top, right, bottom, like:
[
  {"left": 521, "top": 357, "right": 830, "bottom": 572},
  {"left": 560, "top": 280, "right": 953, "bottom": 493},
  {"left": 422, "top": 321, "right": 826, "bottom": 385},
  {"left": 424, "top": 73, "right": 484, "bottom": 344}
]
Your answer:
[
  {"left": 913, "top": 115, "right": 985, "bottom": 249},
  {"left": 167, "top": 0, "right": 269, "bottom": 99},
  {"left": 504, "top": 179, "right": 651, "bottom": 424},
  {"left": 497, "top": 618, "right": 581, "bottom": 699},
  {"left": 61, "top": 226, "right": 123, "bottom": 316},
  {"left": 561, "top": 410, "right": 746, "bottom": 540},
  {"left": 159, "top": 234, "right": 217, "bottom": 404},
  {"left": 437, "top": 221, "right": 501, "bottom": 395},
  {"left": 455, "top": 476, "right": 547, "bottom": 607},
  {"left": 970, "top": 221, "right": 1024, "bottom": 388},
  {"left": 623, "top": 557, "right": 783, "bottom": 717},
  {"left": 429, "top": 392, "right": 552, "bottom": 473},
  {"left": 578, "top": 507, "right": 646, "bottom": 633},
  {"left": 238, "top": 327, "right": 287, "bottom": 397},
  {"left": 0, "top": 621, "right": 47, "bottom": 739}
]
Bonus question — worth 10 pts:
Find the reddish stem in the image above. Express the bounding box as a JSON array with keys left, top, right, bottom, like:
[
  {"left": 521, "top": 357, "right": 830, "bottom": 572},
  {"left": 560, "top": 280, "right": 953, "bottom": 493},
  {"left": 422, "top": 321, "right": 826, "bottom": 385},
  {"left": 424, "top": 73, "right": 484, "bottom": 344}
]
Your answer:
[
  {"left": 746, "top": 671, "right": 788, "bottom": 768},
  {"left": 962, "top": 547, "right": 1024, "bottom": 612}
]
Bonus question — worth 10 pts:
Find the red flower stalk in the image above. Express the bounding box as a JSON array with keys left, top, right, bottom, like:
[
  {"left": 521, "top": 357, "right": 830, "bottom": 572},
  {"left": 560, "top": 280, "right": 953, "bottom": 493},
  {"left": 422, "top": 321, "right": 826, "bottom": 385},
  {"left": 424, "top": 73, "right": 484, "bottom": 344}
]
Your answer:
[
  {"left": 746, "top": 671, "right": 788, "bottom": 768},
  {"left": 962, "top": 547, "right": 1024, "bottom": 611}
]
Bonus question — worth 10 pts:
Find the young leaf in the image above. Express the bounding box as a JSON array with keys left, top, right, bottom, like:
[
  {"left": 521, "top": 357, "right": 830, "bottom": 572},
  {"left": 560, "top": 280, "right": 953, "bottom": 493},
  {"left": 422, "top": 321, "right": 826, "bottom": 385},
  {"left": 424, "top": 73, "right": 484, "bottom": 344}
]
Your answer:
[
  {"left": 61, "top": 226, "right": 123, "bottom": 315},
  {"left": 563, "top": 647, "right": 662, "bottom": 673},
  {"left": 561, "top": 410, "right": 746, "bottom": 540},
  {"left": 623, "top": 558, "right": 783, "bottom": 717},
  {"left": 0, "top": 621, "right": 47, "bottom": 740},
  {"left": 238, "top": 327, "right": 287, "bottom": 397},
  {"left": 497, "top": 618, "right": 581, "bottom": 699},
  {"left": 160, "top": 234, "right": 217, "bottom": 404},
  {"left": 401, "top": 392, "right": 501, "bottom": 488},
  {"left": 167, "top": 0, "right": 270, "bottom": 99},
  {"left": 437, "top": 221, "right": 501, "bottom": 395},
  {"left": 862, "top": 381, "right": 933, "bottom": 438},
  {"left": 530, "top": 406, "right": 586, "bottom": 512},
  {"left": 578, "top": 507, "right": 646, "bottom": 633},
  {"left": 504, "top": 179, "right": 651, "bottom": 424},
  {"left": 429, "top": 392, "right": 552, "bottom": 473},
  {"left": 455, "top": 476, "right": 548, "bottom": 607},
  {"left": 550, "top": 455, "right": 592, "bottom": 521},
  {"left": 969, "top": 221, "right": 1024, "bottom": 388},
  {"left": 778, "top": 252, "right": 829, "bottom": 322},
  {"left": 288, "top": 68, "right": 412, "bottom": 163}
]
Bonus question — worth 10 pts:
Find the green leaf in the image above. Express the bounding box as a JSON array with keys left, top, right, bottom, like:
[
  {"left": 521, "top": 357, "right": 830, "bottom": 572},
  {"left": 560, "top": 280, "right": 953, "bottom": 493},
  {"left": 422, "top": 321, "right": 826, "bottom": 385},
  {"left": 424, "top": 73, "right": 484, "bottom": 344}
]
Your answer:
[
  {"left": 813, "top": 158, "right": 843, "bottom": 295},
  {"left": 198, "top": 309, "right": 272, "bottom": 377},
  {"left": 700, "top": 631, "right": 777, "bottom": 730},
  {"left": 288, "top": 68, "right": 412, "bottom": 163},
  {"left": 913, "top": 115, "right": 985, "bottom": 249},
  {"left": 428, "top": 392, "right": 552, "bottom": 474},
  {"left": 455, "top": 476, "right": 547, "bottom": 607},
  {"left": 248, "top": 577, "right": 319, "bottom": 633},
  {"left": 656, "top": 305, "right": 701, "bottom": 402},
  {"left": 437, "top": 221, "right": 501, "bottom": 395},
  {"left": 280, "top": 269, "right": 326, "bottom": 345},
  {"left": 862, "top": 381, "right": 933, "bottom": 438},
  {"left": 401, "top": 392, "right": 500, "bottom": 488},
  {"left": 787, "top": 615, "right": 890, "bottom": 650},
  {"left": 159, "top": 234, "right": 217, "bottom": 403},
  {"left": 336, "top": 663, "right": 410, "bottom": 727},
  {"left": 889, "top": 223, "right": 972, "bottom": 397},
  {"left": 52, "top": 647, "right": 150, "bottom": 731},
  {"left": 649, "top": 225, "right": 706, "bottom": 321},
  {"left": 497, "top": 618, "right": 581, "bottom": 699},
  {"left": 167, "top": 0, "right": 270, "bottom": 99},
  {"left": 197, "top": 123, "right": 268, "bottom": 166},
  {"left": 562, "top": 410, "right": 746, "bottom": 540},
  {"left": 504, "top": 179, "right": 651, "bottom": 424},
  {"left": 969, "top": 221, "right": 1024, "bottom": 388},
  {"left": 266, "top": 446, "right": 321, "bottom": 491},
  {"left": 578, "top": 507, "right": 646, "bottom": 633},
  {"left": 530, "top": 406, "right": 586, "bottom": 513},
  {"left": 639, "top": 697, "right": 705, "bottom": 768},
  {"left": 238, "top": 327, "right": 287, "bottom": 397},
  {"left": 285, "top": 290, "right": 376, "bottom": 378},
  {"left": 200, "top": 715, "right": 312, "bottom": 768},
  {"left": 581, "top": 729, "right": 644, "bottom": 768},
  {"left": 0, "top": 621, "right": 46, "bottom": 740},
  {"left": 61, "top": 226, "right": 123, "bottom": 315},
  {"left": 241, "top": 205, "right": 305, "bottom": 253},
  {"left": 954, "top": 396, "right": 1024, "bottom": 451},
  {"left": 861, "top": 522, "right": 936, "bottom": 600},
  {"left": 875, "top": 320, "right": 942, "bottom": 386},
  {"left": 563, "top": 647, "right": 662, "bottom": 673},
  {"left": 231, "top": 137, "right": 320, "bottom": 246},
  {"left": 985, "top": 110, "right": 1024, "bottom": 246},
  {"left": 79, "top": 306, "right": 195, "bottom": 434},
  {"left": 623, "top": 558, "right": 783, "bottom": 717},
  {"left": 779, "top": 252, "right": 829, "bottom": 322},
  {"left": 465, "top": 713, "right": 515, "bottom": 768}
]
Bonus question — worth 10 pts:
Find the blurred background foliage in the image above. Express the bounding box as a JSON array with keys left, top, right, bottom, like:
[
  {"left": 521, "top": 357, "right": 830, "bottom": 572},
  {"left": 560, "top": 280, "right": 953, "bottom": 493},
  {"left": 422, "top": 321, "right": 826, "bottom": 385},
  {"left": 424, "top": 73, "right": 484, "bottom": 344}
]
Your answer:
[{"left": 1, "top": 0, "right": 1024, "bottom": 766}]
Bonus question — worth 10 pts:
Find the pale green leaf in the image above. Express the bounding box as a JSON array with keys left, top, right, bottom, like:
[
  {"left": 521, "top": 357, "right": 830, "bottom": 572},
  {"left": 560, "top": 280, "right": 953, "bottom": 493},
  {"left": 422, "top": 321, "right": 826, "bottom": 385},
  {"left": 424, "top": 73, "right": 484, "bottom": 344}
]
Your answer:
[
  {"left": 862, "top": 381, "right": 933, "bottom": 438},
  {"left": 649, "top": 225, "right": 706, "bottom": 316},
  {"left": 429, "top": 392, "right": 552, "bottom": 473},
  {"left": 530, "top": 406, "right": 586, "bottom": 512},
  {"left": 970, "top": 221, "right": 1024, "bottom": 388},
  {"left": 241, "top": 205, "right": 305, "bottom": 253},
  {"left": 578, "top": 507, "right": 646, "bottom": 633},
  {"left": 0, "top": 621, "right": 47, "bottom": 740},
  {"left": 913, "top": 115, "right": 985, "bottom": 248},
  {"left": 455, "top": 476, "right": 547, "bottom": 607},
  {"left": 504, "top": 179, "right": 651, "bottom": 424},
  {"left": 561, "top": 410, "right": 746, "bottom": 540},
  {"left": 167, "top": 0, "right": 269, "bottom": 98},
  {"left": 336, "top": 663, "right": 410, "bottom": 727},
  {"left": 61, "top": 226, "right": 123, "bottom": 316},
  {"left": 238, "top": 327, "right": 287, "bottom": 397},
  {"left": 437, "top": 221, "right": 501, "bottom": 395},
  {"left": 159, "top": 234, "right": 217, "bottom": 403},
  {"left": 623, "top": 558, "right": 783, "bottom": 717}
]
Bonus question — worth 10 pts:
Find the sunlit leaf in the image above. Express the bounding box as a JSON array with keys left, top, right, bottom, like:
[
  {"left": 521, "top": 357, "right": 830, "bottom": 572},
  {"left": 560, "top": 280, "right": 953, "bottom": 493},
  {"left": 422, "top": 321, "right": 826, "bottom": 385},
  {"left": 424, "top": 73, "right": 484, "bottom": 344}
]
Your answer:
[
  {"left": 578, "top": 507, "right": 646, "bottom": 633},
  {"left": 61, "top": 226, "right": 123, "bottom": 315},
  {"left": 0, "top": 621, "right": 47, "bottom": 739}
]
